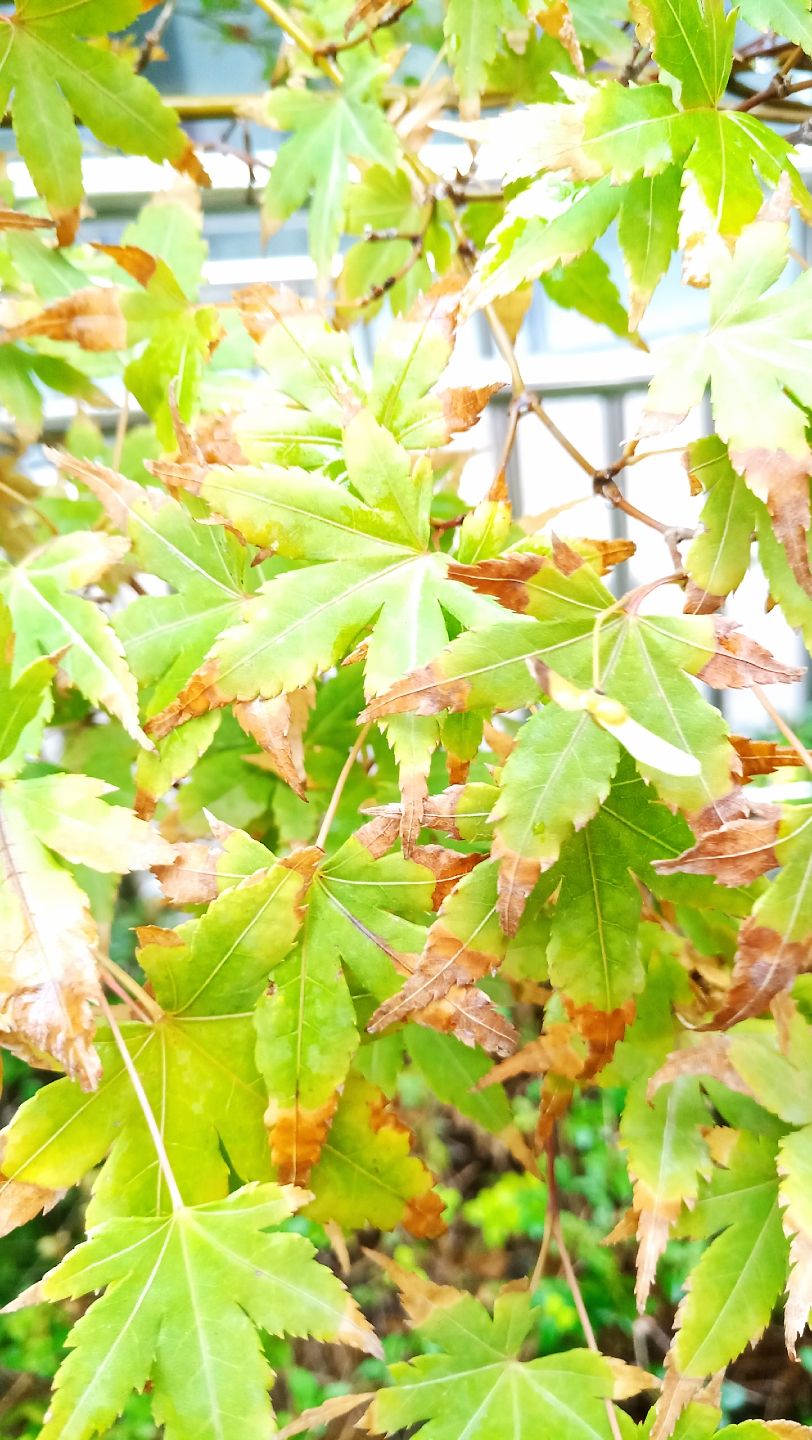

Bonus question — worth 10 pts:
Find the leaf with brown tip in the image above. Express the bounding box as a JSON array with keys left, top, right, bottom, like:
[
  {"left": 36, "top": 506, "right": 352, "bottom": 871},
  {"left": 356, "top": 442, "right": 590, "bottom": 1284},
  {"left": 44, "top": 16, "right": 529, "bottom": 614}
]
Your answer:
[
  {"left": 235, "top": 685, "right": 315, "bottom": 800},
  {"left": 368, "top": 857, "right": 505, "bottom": 1035},
  {"left": 5, "top": 288, "right": 126, "bottom": 351},
  {"left": 699, "top": 619, "right": 804, "bottom": 689}
]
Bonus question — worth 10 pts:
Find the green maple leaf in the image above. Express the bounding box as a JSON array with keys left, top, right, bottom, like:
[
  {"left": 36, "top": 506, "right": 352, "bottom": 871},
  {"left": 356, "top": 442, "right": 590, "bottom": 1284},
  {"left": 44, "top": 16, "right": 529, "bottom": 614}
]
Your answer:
[
  {"left": 444, "top": 0, "right": 513, "bottom": 111},
  {"left": 0, "top": 2, "right": 196, "bottom": 235},
  {"left": 683, "top": 437, "right": 757, "bottom": 613},
  {"left": 647, "top": 223, "right": 812, "bottom": 594},
  {"left": 255, "top": 68, "right": 400, "bottom": 282},
  {"left": 620, "top": 1076, "right": 711, "bottom": 1310},
  {"left": 256, "top": 827, "right": 436, "bottom": 1182},
  {"left": 737, "top": 0, "right": 812, "bottom": 53},
  {"left": 0, "top": 830, "right": 304, "bottom": 1217},
  {"left": 672, "top": 1132, "right": 788, "bottom": 1379},
  {"left": 0, "top": 771, "right": 171, "bottom": 1087},
  {"left": 0, "top": 594, "right": 55, "bottom": 768},
  {"left": 367, "top": 1288, "right": 620, "bottom": 1440},
  {"left": 305, "top": 1074, "right": 442, "bottom": 1234},
  {"left": 364, "top": 554, "right": 756, "bottom": 814},
  {"left": 0, "top": 528, "right": 147, "bottom": 745},
  {"left": 11, "top": 1183, "right": 376, "bottom": 1440},
  {"left": 147, "top": 399, "right": 501, "bottom": 837},
  {"left": 462, "top": 9, "right": 808, "bottom": 321}
]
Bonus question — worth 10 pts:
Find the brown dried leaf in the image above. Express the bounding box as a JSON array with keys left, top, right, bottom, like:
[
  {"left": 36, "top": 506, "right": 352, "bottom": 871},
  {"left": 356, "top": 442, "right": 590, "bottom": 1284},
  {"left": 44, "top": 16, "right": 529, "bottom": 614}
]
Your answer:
[
  {"left": 235, "top": 284, "right": 319, "bottom": 344},
  {"left": 647, "top": 1035, "right": 753, "bottom": 1102},
  {"left": 5, "top": 288, "right": 126, "bottom": 351},
  {"left": 234, "top": 686, "right": 314, "bottom": 800},
  {"left": 731, "top": 735, "right": 803, "bottom": 779},
  {"left": 276, "top": 1393, "right": 375, "bottom": 1440},
  {"left": 650, "top": 1366, "right": 706, "bottom": 1440},
  {"left": 699, "top": 619, "right": 805, "bottom": 689},
  {"left": 403, "top": 1188, "right": 447, "bottom": 1238},
  {"left": 538, "top": 0, "right": 585, "bottom": 70},
  {"left": 44, "top": 447, "right": 160, "bottom": 531},
  {"left": 94, "top": 243, "right": 158, "bottom": 287},
  {"left": 710, "top": 920, "right": 812, "bottom": 1029},
  {"left": 364, "top": 1248, "right": 464, "bottom": 1321},
  {"left": 782, "top": 1217, "right": 812, "bottom": 1360},
  {"left": 440, "top": 382, "right": 504, "bottom": 437},
  {"left": 411, "top": 845, "right": 483, "bottom": 909},
  {"left": 475, "top": 1023, "right": 587, "bottom": 1088},
  {"left": 369, "top": 919, "right": 497, "bottom": 1033},
  {"left": 733, "top": 447, "right": 812, "bottom": 598},
  {"left": 345, "top": 0, "right": 415, "bottom": 33},
  {"left": 0, "top": 1169, "right": 62, "bottom": 1238},
  {"left": 153, "top": 841, "right": 220, "bottom": 906},
  {"left": 653, "top": 794, "right": 781, "bottom": 886},
  {"left": 414, "top": 983, "right": 518, "bottom": 1057},
  {"left": 447, "top": 552, "right": 552, "bottom": 614}
]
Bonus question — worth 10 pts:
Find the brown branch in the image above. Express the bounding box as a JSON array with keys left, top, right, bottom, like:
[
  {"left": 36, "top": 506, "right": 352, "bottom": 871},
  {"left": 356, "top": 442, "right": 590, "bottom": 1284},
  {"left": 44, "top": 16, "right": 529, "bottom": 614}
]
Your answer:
[{"left": 314, "top": 0, "right": 415, "bottom": 57}]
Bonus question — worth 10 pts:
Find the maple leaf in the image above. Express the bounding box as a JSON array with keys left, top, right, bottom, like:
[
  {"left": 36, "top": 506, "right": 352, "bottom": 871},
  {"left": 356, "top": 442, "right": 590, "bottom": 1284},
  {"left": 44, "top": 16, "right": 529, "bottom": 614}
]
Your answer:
[
  {"left": 454, "top": 5, "right": 809, "bottom": 322},
  {"left": 248, "top": 65, "right": 400, "bottom": 283},
  {"left": 0, "top": 771, "right": 171, "bottom": 1087},
  {"left": 7, "top": 1183, "right": 377, "bottom": 1440},
  {"left": 0, "top": 527, "right": 148, "bottom": 746},
  {"left": 646, "top": 222, "right": 812, "bottom": 596},
  {"left": 0, "top": 594, "right": 55, "bottom": 768},
  {"left": 0, "top": 2, "right": 203, "bottom": 240},
  {"left": 658, "top": 796, "right": 812, "bottom": 1023},
  {"left": 368, "top": 857, "right": 516, "bottom": 1053},
  {"left": 620, "top": 1076, "right": 711, "bottom": 1312},
  {"left": 364, "top": 1286, "right": 623, "bottom": 1440},
  {"left": 143, "top": 347, "right": 506, "bottom": 844},
  {"left": 668, "top": 1133, "right": 789, "bottom": 1391},
  {"left": 683, "top": 437, "right": 757, "bottom": 614},
  {"left": 363, "top": 552, "right": 799, "bottom": 819},
  {"left": 0, "top": 830, "right": 305, "bottom": 1217},
  {"left": 255, "top": 829, "right": 437, "bottom": 1182},
  {"left": 50, "top": 451, "right": 260, "bottom": 711},
  {"left": 304, "top": 1075, "right": 444, "bottom": 1236}
]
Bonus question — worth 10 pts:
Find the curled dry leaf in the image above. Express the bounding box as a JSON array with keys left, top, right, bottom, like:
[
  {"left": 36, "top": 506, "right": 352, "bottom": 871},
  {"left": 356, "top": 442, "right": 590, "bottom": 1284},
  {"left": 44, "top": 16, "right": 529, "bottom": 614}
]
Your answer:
[
  {"left": 699, "top": 619, "right": 805, "bottom": 689},
  {"left": 4, "top": 287, "right": 127, "bottom": 351},
  {"left": 152, "top": 840, "right": 221, "bottom": 907},
  {"left": 711, "top": 920, "right": 812, "bottom": 1029},
  {"left": 731, "top": 735, "right": 803, "bottom": 779},
  {"left": 654, "top": 791, "right": 781, "bottom": 886},
  {"left": 647, "top": 1035, "right": 753, "bottom": 1103},
  {"left": 732, "top": 447, "right": 812, "bottom": 599},
  {"left": 235, "top": 686, "right": 315, "bottom": 800}
]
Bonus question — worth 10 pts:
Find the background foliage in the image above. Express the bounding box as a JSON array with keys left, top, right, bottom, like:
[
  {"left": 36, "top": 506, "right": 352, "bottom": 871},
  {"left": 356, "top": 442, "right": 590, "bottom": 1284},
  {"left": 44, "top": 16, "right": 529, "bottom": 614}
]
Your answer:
[{"left": 3, "top": 2, "right": 812, "bottom": 1438}]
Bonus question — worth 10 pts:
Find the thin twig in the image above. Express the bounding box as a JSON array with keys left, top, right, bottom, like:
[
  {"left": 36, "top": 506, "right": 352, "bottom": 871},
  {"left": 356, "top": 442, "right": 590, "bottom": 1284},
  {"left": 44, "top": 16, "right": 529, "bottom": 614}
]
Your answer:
[
  {"left": 99, "top": 992, "right": 184, "bottom": 1212},
  {"left": 314, "top": 0, "right": 415, "bottom": 57},
  {"left": 545, "top": 1133, "right": 623, "bottom": 1440},
  {"left": 136, "top": 0, "right": 176, "bottom": 73},
  {"left": 752, "top": 685, "right": 812, "bottom": 773},
  {"left": 316, "top": 722, "right": 373, "bottom": 849},
  {"left": 530, "top": 1206, "right": 553, "bottom": 1290},
  {"left": 252, "top": 0, "right": 343, "bottom": 83}
]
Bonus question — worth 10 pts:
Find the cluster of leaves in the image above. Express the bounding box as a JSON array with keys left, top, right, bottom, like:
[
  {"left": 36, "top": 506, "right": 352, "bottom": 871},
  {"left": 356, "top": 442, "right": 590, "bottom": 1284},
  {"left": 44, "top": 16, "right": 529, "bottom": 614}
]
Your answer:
[{"left": 5, "top": 1, "right": 812, "bottom": 1438}]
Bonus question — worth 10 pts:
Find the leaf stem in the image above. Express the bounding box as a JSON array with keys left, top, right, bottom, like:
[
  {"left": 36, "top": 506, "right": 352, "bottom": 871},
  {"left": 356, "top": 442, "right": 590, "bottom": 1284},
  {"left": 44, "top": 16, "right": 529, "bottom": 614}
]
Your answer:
[
  {"left": 99, "top": 991, "right": 184, "bottom": 1212},
  {"left": 751, "top": 685, "right": 812, "bottom": 773},
  {"left": 252, "top": 0, "right": 343, "bottom": 83},
  {"left": 101, "top": 954, "right": 164, "bottom": 1024},
  {"left": 316, "top": 721, "right": 373, "bottom": 850}
]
